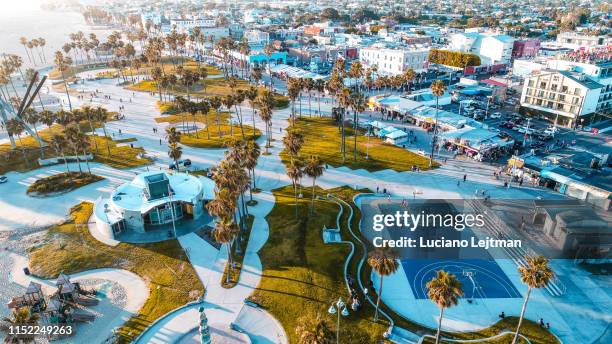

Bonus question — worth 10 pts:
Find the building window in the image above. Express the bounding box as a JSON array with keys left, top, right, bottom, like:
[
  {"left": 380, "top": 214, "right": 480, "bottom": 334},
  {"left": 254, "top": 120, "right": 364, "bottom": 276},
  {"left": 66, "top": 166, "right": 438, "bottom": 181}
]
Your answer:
[
  {"left": 540, "top": 82, "right": 547, "bottom": 88},
  {"left": 551, "top": 84, "right": 558, "bottom": 91},
  {"left": 561, "top": 86, "right": 568, "bottom": 93},
  {"left": 528, "top": 80, "right": 534, "bottom": 87},
  {"left": 559, "top": 94, "right": 565, "bottom": 102},
  {"left": 574, "top": 88, "right": 581, "bottom": 95},
  {"left": 570, "top": 106, "right": 577, "bottom": 114},
  {"left": 573, "top": 97, "right": 579, "bottom": 105}
]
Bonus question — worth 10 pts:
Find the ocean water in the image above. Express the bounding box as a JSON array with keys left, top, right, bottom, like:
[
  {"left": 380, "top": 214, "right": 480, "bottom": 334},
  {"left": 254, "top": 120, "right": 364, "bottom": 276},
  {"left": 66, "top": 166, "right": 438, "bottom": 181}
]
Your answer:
[{"left": 0, "top": 0, "right": 110, "bottom": 67}]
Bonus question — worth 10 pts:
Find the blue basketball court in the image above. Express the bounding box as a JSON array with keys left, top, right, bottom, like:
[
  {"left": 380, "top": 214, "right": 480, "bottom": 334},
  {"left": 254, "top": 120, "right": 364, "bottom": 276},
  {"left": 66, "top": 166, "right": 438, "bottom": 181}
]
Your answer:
[{"left": 403, "top": 259, "right": 522, "bottom": 299}]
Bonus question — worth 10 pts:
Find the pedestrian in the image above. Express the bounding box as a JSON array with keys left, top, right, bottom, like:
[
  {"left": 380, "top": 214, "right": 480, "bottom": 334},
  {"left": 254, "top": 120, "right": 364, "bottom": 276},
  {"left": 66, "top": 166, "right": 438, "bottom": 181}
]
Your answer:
[
  {"left": 457, "top": 180, "right": 460, "bottom": 187},
  {"left": 376, "top": 186, "right": 379, "bottom": 193},
  {"left": 159, "top": 138, "right": 162, "bottom": 145},
  {"left": 463, "top": 174, "right": 467, "bottom": 182}
]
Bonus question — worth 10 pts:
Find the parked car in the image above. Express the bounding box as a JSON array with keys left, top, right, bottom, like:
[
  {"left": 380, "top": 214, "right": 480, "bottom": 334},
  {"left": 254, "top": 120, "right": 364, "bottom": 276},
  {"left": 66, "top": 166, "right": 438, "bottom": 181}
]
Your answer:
[
  {"left": 0, "top": 175, "right": 7, "bottom": 183},
  {"left": 490, "top": 112, "right": 502, "bottom": 119},
  {"left": 169, "top": 159, "right": 192, "bottom": 170},
  {"left": 537, "top": 133, "right": 553, "bottom": 141}
]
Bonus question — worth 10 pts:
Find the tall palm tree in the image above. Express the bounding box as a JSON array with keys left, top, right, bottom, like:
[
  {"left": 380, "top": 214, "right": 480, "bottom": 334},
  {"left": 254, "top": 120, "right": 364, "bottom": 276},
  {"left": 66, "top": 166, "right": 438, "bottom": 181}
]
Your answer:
[
  {"left": 197, "top": 100, "right": 211, "bottom": 140},
  {"left": 64, "top": 123, "right": 83, "bottom": 173},
  {"left": 5, "top": 118, "right": 27, "bottom": 163},
  {"left": 256, "top": 89, "right": 275, "bottom": 152},
  {"left": 286, "top": 159, "right": 303, "bottom": 218},
  {"left": 76, "top": 133, "right": 92, "bottom": 174},
  {"left": 282, "top": 128, "right": 304, "bottom": 162},
  {"left": 314, "top": 79, "right": 325, "bottom": 117},
  {"left": 244, "top": 141, "right": 261, "bottom": 200},
  {"left": 351, "top": 92, "right": 366, "bottom": 161},
  {"left": 512, "top": 255, "right": 554, "bottom": 344},
  {"left": 429, "top": 80, "right": 446, "bottom": 167},
  {"left": 213, "top": 220, "right": 240, "bottom": 284},
  {"left": 403, "top": 68, "right": 417, "bottom": 93},
  {"left": 263, "top": 43, "right": 275, "bottom": 90},
  {"left": 93, "top": 107, "right": 111, "bottom": 156},
  {"left": 245, "top": 86, "right": 259, "bottom": 140},
  {"left": 426, "top": 270, "right": 464, "bottom": 344},
  {"left": 19, "top": 37, "right": 32, "bottom": 63},
  {"left": 22, "top": 109, "right": 43, "bottom": 157},
  {"left": 287, "top": 78, "right": 300, "bottom": 124},
  {"left": 303, "top": 155, "right": 324, "bottom": 213},
  {"left": 53, "top": 51, "right": 73, "bottom": 111},
  {"left": 337, "top": 88, "right": 352, "bottom": 163},
  {"left": 295, "top": 313, "right": 334, "bottom": 344},
  {"left": 367, "top": 247, "right": 399, "bottom": 321},
  {"left": 168, "top": 142, "right": 182, "bottom": 172},
  {"left": 80, "top": 106, "right": 99, "bottom": 154},
  {"left": 50, "top": 134, "right": 70, "bottom": 173}
]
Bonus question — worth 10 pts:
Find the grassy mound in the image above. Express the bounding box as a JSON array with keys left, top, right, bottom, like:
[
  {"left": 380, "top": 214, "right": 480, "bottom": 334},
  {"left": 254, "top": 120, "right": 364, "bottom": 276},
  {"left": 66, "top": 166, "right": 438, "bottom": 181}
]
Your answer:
[
  {"left": 281, "top": 117, "right": 436, "bottom": 172},
  {"left": 27, "top": 172, "right": 103, "bottom": 195},
  {"left": 29, "top": 202, "right": 203, "bottom": 343},
  {"left": 156, "top": 110, "right": 261, "bottom": 148}
]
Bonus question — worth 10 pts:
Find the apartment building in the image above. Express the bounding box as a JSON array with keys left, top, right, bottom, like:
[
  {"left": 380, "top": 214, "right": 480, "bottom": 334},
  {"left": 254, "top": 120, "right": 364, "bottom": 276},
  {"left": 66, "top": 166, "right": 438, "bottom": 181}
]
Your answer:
[
  {"left": 520, "top": 70, "right": 603, "bottom": 127},
  {"left": 170, "top": 17, "right": 216, "bottom": 32},
  {"left": 359, "top": 45, "right": 430, "bottom": 75}
]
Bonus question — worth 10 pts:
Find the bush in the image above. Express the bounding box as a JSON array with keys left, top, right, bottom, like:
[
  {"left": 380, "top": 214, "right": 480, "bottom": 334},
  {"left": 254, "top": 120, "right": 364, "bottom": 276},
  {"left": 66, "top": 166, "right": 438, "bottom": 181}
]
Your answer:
[{"left": 27, "top": 172, "right": 103, "bottom": 195}]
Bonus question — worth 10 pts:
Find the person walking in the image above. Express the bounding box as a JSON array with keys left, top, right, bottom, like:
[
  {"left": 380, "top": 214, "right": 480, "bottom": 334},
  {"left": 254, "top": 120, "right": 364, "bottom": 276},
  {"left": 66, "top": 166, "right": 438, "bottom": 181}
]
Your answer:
[{"left": 463, "top": 174, "right": 467, "bottom": 182}]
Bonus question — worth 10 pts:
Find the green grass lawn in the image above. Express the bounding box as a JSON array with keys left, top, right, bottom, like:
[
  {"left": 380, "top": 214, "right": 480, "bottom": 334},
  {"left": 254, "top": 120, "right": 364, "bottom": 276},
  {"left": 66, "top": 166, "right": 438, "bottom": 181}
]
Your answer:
[
  {"left": 28, "top": 202, "right": 204, "bottom": 343},
  {"left": 281, "top": 117, "right": 436, "bottom": 172},
  {"left": 26, "top": 172, "right": 103, "bottom": 195},
  {"left": 155, "top": 110, "right": 260, "bottom": 148},
  {"left": 251, "top": 185, "right": 389, "bottom": 343},
  {"left": 0, "top": 123, "right": 148, "bottom": 175}
]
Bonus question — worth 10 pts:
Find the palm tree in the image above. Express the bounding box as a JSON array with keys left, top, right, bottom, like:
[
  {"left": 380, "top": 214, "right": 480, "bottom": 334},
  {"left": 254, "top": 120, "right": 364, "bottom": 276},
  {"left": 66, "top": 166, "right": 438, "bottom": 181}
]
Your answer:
[
  {"left": 197, "top": 100, "right": 211, "bottom": 140},
  {"left": 5, "top": 118, "right": 27, "bottom": 163},
  {"left": 244, "top": 140, "right": 261, "bottom": 200},
  {"left": 295, "top": 313, "right": 334, "bottom": 344},
  {"left": 80, "top": 105, "right": 99, "bottom": 154},
  {"left": 264, "top": 43, "right": 275, "bottom": 90},
  {"left": 426, "top": 270, "right": 464, "bottom": 344},
  {"left": 512, "top": 255, "right": 554, "bottom": 344},
  {"left": 351, "top": 92, "right": 366, "bottom": 161},
  {"left": 303, "top": 155, "right": 324, "bottom": 213},
  {"left": 403, "top": 68, "right": 417, "bottom": 93},
  {"left": 213, "top": 220, "right": 240, "bottom": 284},
  {"left": 337, "top": 88, "right": 352, "bottom": 163},
  {"left": 76, "top": 133, "right": 92, "bottom": 174},
  {"left": 64, "top": 123, "right": 83, "bottom": 173},
  {"left": 287, "top": 78, "right": 300, "bottom": 124},
  {"left": 0, "top": 307, "right": 40, "bottom": 343},
  {"left": 367, "top": 247, "right": 399, "bottom": 321},
  {"left": 93, "top": 107, "right": 112, "bottom": 156},
  {"left": 429, "top": 80, "right": 446, "bottom": 167},
  {"left": 19, "top": 37, "right": 32, "bottom": 63},
  {"left": 245, "top": 86, "right": 259, "bottom": 140},
  {"left": 168, "top": 142, "right": 183, "bottom": 172},
  {"left": 256, "top": 89, "right": 275, "bottom": 152},
  {"left": 53, "top": 51, "right": 73, "bottom": 111},
  {"left": 50, "top": 134, "right": 70, "bottom": 173},
  {"left": 282, "top": 128, "right": 304, "bottom": 162},
  {"left": 314, "top": 79, "right": 325, "bottom": 117},
  {"left": 22, "top": 109, "right": 43, "bottom": 157},
  {"left": 348, "top": 61, "right": 364, "bottom": 90},
  {"left": 286, "top": 159, "right": 303, "bottom": 218}
]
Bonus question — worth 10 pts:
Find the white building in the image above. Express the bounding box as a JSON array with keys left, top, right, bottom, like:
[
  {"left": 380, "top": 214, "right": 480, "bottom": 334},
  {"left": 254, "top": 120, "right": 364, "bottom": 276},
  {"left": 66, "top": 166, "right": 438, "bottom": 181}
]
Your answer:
[
  {"left": 244, "top": 30, "right": 270, "bottom": 46},
  {"left": 449, "top": 32, "right": 515, "bottom": 65},
  {"left": 170, "top": 17, "right": 216, "bottom": 33},
  {"left": 359, "top": 45, "right": 430, "bottom": 75},
  {"left": 556, "top": 32, "right": 607, "bottom": 50},
  {"left": 94, "top": 171, "right": 215, "bottom": 242},
  {"left": 520, "top": 70, "right": 604, "bottom": 127}
]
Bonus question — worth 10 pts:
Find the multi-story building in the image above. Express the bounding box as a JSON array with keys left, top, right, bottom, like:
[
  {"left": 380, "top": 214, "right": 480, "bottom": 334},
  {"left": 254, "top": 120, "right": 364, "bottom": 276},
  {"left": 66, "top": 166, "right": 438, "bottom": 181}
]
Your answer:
[
  {"left": 359, "top": 45, "right": 430, "bottom": 75},
  {"left": 169, "top": 17, "right": 216, "bottom": 33},
  {"left": 520, "top": 70, "right": 602, "bottom": 127},
  {"left": 556, "top": 32, "right": 607, "bottom": 50}
]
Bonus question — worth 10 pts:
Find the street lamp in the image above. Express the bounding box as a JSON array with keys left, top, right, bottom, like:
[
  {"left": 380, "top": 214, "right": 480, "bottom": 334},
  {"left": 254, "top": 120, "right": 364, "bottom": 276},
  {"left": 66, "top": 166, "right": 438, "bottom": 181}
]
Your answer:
[{"left": 328, "top": 297, "right": 349, "bottom": 344}]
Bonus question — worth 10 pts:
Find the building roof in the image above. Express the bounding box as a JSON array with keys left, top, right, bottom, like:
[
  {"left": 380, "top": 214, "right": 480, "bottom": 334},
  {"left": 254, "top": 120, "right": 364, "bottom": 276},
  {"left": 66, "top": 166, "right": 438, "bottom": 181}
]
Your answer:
[{"left": 110, "top": 171, "right": 213, "bottom": 214}]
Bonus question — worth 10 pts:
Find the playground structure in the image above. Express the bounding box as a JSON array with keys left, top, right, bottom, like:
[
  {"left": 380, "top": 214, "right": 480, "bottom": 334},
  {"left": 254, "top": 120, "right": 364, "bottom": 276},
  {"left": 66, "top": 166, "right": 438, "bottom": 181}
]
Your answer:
[{"left": 6, "top": 273, "right": 99, "bottom": 339}]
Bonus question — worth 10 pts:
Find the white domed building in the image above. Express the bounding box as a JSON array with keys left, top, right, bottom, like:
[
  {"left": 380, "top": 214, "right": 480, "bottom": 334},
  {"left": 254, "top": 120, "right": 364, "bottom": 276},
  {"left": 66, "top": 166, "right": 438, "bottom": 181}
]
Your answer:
[{"left": 93, "top": 171, "right": 216, "bottom": 243}]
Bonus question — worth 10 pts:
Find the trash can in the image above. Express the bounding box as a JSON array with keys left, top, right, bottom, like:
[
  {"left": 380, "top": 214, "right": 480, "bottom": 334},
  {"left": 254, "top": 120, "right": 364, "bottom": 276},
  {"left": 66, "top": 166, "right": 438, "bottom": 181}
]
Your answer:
[{"left": 23, "top": 267, "right": 30, "bottom": 275}]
